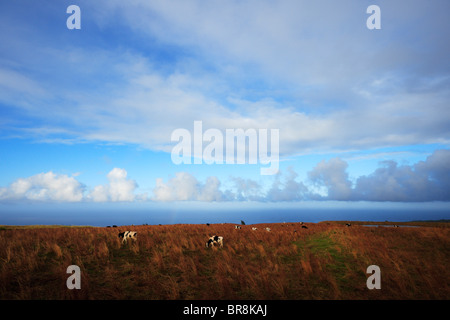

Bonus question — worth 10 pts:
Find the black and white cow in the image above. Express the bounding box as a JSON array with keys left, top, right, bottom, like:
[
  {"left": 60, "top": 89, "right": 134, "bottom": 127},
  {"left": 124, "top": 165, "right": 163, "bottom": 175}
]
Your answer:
[
  {"left": 235, "top": 225, "right": 241, "bottom": 229},
  {"left": 346, "top": 223, "right": 351, "bottom": 227},
  {"left": 206, "top": 235, "right": 224, "bottom": 248},
  {"left": 118, "top": 231, "right": 137, "bottom": 244}
]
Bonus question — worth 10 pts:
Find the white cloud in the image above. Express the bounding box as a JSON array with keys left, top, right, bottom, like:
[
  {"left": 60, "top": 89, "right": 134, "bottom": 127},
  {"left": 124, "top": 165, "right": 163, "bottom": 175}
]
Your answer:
[
  {"left": 0, "top": 172, "right": 84, "bottom": 202},
  {"left": 230, "top": 176, "right": 264, "bottom": 201},
  {"left": 266, "top": 167, "right": 310, "bottom": 201},
  {"left": 0, "top": 67, "right": 47, "bottom": 99},
  {"left": 87, "top": 168, "right": 140, "bottom": 202},
  {"left": 152, "top": 172, "right": 224, "bottom": 202},
  {"left": 308, "top": 158, "right": 353, "bottom": 200},
  {"left": 0, "top": 168, "right": 142, "bottom": 203}
]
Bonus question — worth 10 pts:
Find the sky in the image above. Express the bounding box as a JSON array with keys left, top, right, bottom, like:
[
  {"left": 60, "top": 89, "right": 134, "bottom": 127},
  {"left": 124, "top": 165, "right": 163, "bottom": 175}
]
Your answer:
[{"left": 0, "top": 1, "right": 449, "bottom": 224}]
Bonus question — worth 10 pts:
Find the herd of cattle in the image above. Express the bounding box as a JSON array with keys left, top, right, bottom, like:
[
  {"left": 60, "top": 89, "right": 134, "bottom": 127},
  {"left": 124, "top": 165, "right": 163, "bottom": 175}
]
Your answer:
[
  {"left": 116, "top": 221, "right": 318, "bottom": 247},
  {"left": 113, "top": 222, "right": 399, "bottom": 248}
]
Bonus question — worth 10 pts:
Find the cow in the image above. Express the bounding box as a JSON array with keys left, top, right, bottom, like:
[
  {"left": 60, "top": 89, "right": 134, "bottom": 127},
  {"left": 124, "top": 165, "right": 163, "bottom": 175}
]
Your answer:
[
  {"left": 206, "top": 235, "right": 224, "bottom": 248},
  {"left": 252, "top": 227, "right": 258, "bottom": 231},
  {"left": 265, "top": 227, "right": 271, "bottom": 232},
  {"left": 345, "top": 223, "right": 351, "bottom": 227},
  {"left": 118, "top": 231, "right": 137, "bottom": 244},
  {"left": 301, "top": 225, "right": 308, "bottom": 229},
  {"left": 235, "top": 225, "right": 241, "bottom": 229}
]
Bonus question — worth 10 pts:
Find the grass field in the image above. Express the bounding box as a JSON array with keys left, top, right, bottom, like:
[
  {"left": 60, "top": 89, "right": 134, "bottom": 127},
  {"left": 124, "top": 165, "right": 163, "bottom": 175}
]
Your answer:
[{"left": 0, "top": 221, "right": 449, "bottom": 299}]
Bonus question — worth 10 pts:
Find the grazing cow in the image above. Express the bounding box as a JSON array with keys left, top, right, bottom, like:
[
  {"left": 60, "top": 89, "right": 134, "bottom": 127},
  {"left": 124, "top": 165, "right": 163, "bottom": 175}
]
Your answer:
[
  {"left": 346, "top": 223, "right": 351, "bottom": 227},
  {"left": 206, "top": 223, "right": 210, "bottom": 226},
  {"left": 252, "top": 227, "right": 258, "bottom": 231},
  {"left": 393, "top": 225, "right": 399, "bottom": 228},
  {"left": 265, "top": 227, "right": 271, "bottom": 232},
  {"left": 118, "top": 231, "right": 137, "bottom": 244},
  {"left": 206, "top": 235, "right": 224, "bottom": 248},
  {"left": 301, "top": 225, "right": 308, "bottom": 229},
  {"left": 235, "top": 225, "right": 241, "bottom": 229}
]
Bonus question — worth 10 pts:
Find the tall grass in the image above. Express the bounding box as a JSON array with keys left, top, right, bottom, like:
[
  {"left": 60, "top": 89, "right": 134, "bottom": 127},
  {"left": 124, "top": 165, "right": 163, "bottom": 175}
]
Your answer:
[{"left": 0, "top": 222, "right": 448, "bottom": 299}]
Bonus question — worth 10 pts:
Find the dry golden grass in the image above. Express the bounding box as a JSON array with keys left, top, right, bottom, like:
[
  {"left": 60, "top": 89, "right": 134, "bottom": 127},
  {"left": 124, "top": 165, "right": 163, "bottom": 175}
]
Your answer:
[{"left": 0, "top": 222, "right": 448, "bottom": 299}]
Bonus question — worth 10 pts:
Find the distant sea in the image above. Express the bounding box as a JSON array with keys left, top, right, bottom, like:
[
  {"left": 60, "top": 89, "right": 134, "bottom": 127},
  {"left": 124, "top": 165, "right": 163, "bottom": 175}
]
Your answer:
[{"left": 1, "top": 201, "right": 449, "bottom": 226}]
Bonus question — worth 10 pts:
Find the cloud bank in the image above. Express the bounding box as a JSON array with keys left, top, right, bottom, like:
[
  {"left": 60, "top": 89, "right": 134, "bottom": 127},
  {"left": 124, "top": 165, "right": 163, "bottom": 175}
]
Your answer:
[
  {"left": 4, "top": 150, "right": 448, "bottom": 203},
  {"left": 0, "top": 168, "right": 142, "bottom": 203},
  {"left": 0, "top": 172, "right": 85, "bottom": 202},
  {"left": 149, "top": 149, "right": 450, "bottom": 202}
]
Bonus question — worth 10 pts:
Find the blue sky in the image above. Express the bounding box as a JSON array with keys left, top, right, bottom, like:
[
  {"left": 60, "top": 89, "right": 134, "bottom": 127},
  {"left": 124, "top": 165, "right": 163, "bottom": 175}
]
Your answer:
[{"left": 1, "top": 1, "right": 450, "bottom": 222}]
